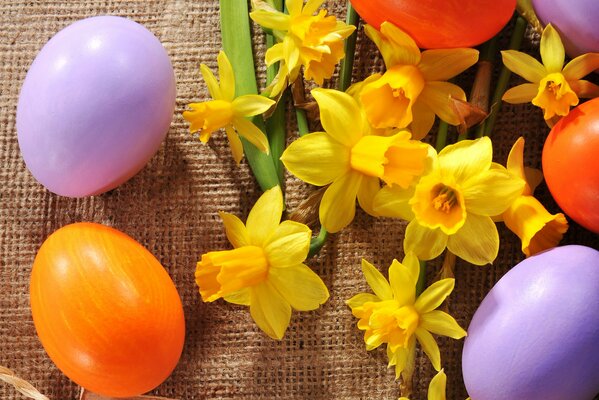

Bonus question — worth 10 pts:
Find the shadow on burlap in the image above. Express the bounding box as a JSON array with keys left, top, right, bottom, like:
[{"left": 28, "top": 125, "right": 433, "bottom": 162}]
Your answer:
[{"left": 0, "top": 1, "right": 597, "bottom": 399}]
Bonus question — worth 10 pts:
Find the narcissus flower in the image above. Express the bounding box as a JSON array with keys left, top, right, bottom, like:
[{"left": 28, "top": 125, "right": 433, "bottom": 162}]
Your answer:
[
  {"left": 183, "top": 51, "right": 274, "bottom": 164},
  {"left": 347, "top": 253, "right": 466, "bottom": 381},
  {"left": 356, "top": 22, "right": 478, "bottom": 139},
  {"left": 502, "top": 24, "right": 599, "bottom": 122},
  {"left": 376, "top": 137, "right": 524, "bottom": 265},
  {"left": 281, "top": 89, "right": 431, "bottom": 233},
  {"left": 399, "top": 369, "right": 471, "bottom": 400},
  {"left": 499, "top": 137, "right": 568, "bottom": 257},
  {"left": 250, "top": 0, "right": 355, "bottom": 97},
  {"left": 195, "top": 187, "right": 329, "bottom": 340}
]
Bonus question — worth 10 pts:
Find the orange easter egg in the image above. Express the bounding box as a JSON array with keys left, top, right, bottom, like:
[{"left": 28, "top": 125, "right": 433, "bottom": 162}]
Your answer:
[{"left": 30, "top": 222, "right": 185, "bottom": 398}]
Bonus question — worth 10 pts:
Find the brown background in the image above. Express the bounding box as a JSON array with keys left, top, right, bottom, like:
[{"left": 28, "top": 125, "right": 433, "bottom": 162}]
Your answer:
[{"left": 1, "top": 1, "right": 597, "bottom": 399}]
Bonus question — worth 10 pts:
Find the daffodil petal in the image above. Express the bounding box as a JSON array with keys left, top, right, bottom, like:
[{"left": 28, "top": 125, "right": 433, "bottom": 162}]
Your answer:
[
  {"left": 540, "top": 24, "right": 565, "bottom": 73},
  {"left": 357, "top": 176, "right": 381, "bottom": 216},
  {"left": 414, "top": 278, "right": 455, "bottom": 314},
  {"left": 217, "top": 50, "right": 236, "bottom": 101},
  {"left": 302, "top": 0, "right": 325, "bottom": 15},
  {"left": 218, "top": 211, "right": 250, "bottom": 248},
  {"left": 402, "top": 252, "right": 420, "bottom": 287},
  {"left": 232, "top": 117, "right": 270, "bottom": 153},
  {"left": 462, "top": 169, "right": 525, "bottom": 216},
  {"left": 437, "top": 137, "right": 492, "bottom": 184},
  {"left": 507, "top": 136, "right": 526, "bottom": 182},
  {"left": 420, "top": 310, "right": 467, "bottom": 339},
  {"left": 419, "top": 48, "right": 479, "bottom": 81},
  {"left": 223, "top": 288, "right": 251, "bottom": 305},
  {"left": 428, "top": 369, "right": 447, "bottom": 400},
  {"left": 312, "top": 88, "right": 366, "bottom": 146},
  {"left": 225, "top": 125, "right": 244, "bottom": 164},
  {"left": 389, "top": 259, "right": 416, "bottom": 305},
  {"left": 410, "top": 101, "right": 436, "bottom": 140},
  {"left": 377, "top": 22, "right": 421, "bottom": 66},
  {"left": 525, "top": 167, "right": 544, "bottom": 194},
  {"left": 563, "top": 53, "right": 599, "bottom": 80},
  {"left": 246, "top": 186, "right": 284, "bottom": 246},
  {"left": 419, "top": 82, "right": 466, "bottom": 126},
  {"left": 502, "top": 83, "right": 539, "bottom": 104},
  {"left": 286, "top": 0, "right": 302, "bottom": 16},
  {"left": 264, "top": 221, "right": 311, "bottom": 267},
  {"left": 372, "top": 185, "right": 415, "bottom": 220},
  {"left": 265, "top": 43, "right": 285, "bottom": 66},
  {"left": 269, "top": 263, "right": 329, "bottom": 311},
  {"left": 570, "top": 79, "right": 599, "bottom": 99},
  {"left": 447, "top": 213, "right": 498, "bottom": 265},
  {"left": 361, "top": 259, "right": 393, "bottom": 300},
  {"left": 250, "top": 282, "right": 292, "bottom": 340},
  {"left": 232, "top": 95, "right": 275, "bottom": 117},
  {"left": 319, "top": 171, "right": 362, "bottom": 233},
  {"left": 346, "top": 292, "right": 380, "bottom": 309},
  {"left": 501, "top": 50, "right": 546, "bottom": 82},
  {"left": 415, "top": 327, "right": 441, "bottom": 371},
  {"left": 404, "top": 220, "right": 447, "bottom": 261},
  {"left": 199, "top": 63, "right": 222, "bottom": 100},
  {"left": 281, "top": 132, "right": 350, "bottom": 186},
  {"left": 249, "top": 9, "right": 290, "bottom": 31}
]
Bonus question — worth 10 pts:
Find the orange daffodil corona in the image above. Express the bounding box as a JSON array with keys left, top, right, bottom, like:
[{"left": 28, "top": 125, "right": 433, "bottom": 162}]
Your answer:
[
  {"left": 281, "top": 88, "right": 432, "bottom": 233},
  {"left": 195, "top": 187, "right": 329, "bottom": 339},
  {"left": 502, "top": 24, "right": 599, "bottom": 122},
  {"left": 354, "top": 22, "right": 479, "bottom": 139},
  {"left": 183, "top": 51, "right": 274, "bottom": 164},
  {"left": 499, "top": 137, "right": 568, "bottom": 257},
  {"left": 347, "top": 253, "right": 466, "bottom": 381},
  {"left": 250, "top": 0, "right": 355, "bottom": 98}
]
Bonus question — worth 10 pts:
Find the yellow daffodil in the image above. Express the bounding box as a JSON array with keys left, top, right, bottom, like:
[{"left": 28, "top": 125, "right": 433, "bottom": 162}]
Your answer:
[
  {"left": 399, "top": 369, "right": 471, "bottom": 400},
  {"left": 375, "top": 137, "right": 525, "bottom": 265},
  {"left": 499, "top": 137, "right": 568, "bottom": 256},
  {"left": 347, "top": 253, "right": 466, "bottom": 381},
  {"left": 281, "top": 89, "right": 432, "bottom": 233},
  {"left": 195, "top": 187, "right": 329, "bottom": 339},
  {"left": 183, "top": 51, "right": 274, "bottom": 164},
  {"left": 250, "top": 0, "right": 355, "bottom": 98},
  {"left": 502, "top": 24, "right": 599, "bottom": 122},
  {"left": 355, "top": 22, "right": 478, "bottom": 139}
]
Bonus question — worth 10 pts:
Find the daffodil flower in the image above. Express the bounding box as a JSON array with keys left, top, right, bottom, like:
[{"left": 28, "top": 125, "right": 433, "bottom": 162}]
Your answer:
[
  {"left": 347, "top": 253, "right": 466, "bottom": 381},
  {"left": 281, "top": 89, "right": 432, "bottom": 233},
  {"left": 498, "top": 137, "right": 568, "bottom": 257},
  {"left": 195, "top": 187, "right": 329, "bottom": 340},
  {"left": 250, "top": 0, "right": 355, "bottom": 98},
  {"left": 399, "top": 369, "right": 471, "bottom": 400},
  {"left": 375, "top": 137, "right": 525, "bottom": 265},
  {"left": 356, "top": 22, "right": 478, "bottom": 139},
  {"left": 183, "top": 51, "right": 274, "bottom": 164},
  {"left": 502, "top": 24, "right": 599, "bottom": 122}
]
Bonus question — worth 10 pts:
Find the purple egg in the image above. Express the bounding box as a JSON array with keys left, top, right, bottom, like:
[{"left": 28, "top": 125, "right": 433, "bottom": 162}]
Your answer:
[
  {"left": 463, "top": 245, "right": 599, "bottom": 400},
  {"left": 17, "top": 16, "right": 175, "bottom": 197},
  {"left": 532, "top": 0, "right": 599, "bottom": 57}
]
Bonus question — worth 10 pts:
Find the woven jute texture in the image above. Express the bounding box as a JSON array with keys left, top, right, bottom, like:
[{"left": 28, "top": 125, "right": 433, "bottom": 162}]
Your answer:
[{"left": 1, "top": 1, "right": 597, "bottom": 399}]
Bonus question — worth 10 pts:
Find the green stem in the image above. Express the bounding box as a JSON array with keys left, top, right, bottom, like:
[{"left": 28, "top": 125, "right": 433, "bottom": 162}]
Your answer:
[
  {"left": 220, "top": 0, "right": 280, "bottom": 192},
  {"left": 338, "top": 3, "right": 359, "bottom": 91},
  {"left": 435, "top": 121, "right": 449, "bottom": 152},
  {"left": 308, "top": 227, "right": 328, "bottom": 258},
  {"left": 296, "top": 108, "right": 310, "bottom": 136},
  {"left": 477, "top": 15, "right": 527, "bottom": 138},
  {"left": 415, "top": 260, "right": 427, "bottom": 296}
]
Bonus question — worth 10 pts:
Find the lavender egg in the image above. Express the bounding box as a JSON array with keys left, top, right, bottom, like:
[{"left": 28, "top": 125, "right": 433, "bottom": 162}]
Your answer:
[
  {"left": 462, "top": 245, "right": 599, "bottom": 400},
  {"left": 532, "top": 0, "right": 599, "bottom": 57},
  {"left": 17, "top": 16, "right": 175, "bottom": 197}
]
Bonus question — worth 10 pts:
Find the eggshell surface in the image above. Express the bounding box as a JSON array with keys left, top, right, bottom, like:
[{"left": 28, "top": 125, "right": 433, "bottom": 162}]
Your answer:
[
  {"left": 462, "top": 245, "right": 599, "bottom": 400},
  {"left": 17, "top": 16, "right": 176, "bottom": 197},
  {"left": 30, "top": 222, "right": 185, "bottom": 397},
  {"left": 532, "top": 0, "right": 599, "bottom": 57}
]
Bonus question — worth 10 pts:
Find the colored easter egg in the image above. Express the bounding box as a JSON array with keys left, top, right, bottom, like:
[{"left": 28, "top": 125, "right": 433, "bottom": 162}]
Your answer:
[
  {"left": 349, "top": 0, "right": 516, "bottom": 49},
  {"left": 542, "top": 98, "right": 599, "bottom": 233},
  {"left": 532, "top": 0, "right": 599, "bottom": 57},
  {"left": 30, "top": 222, "right": 185, "bottom": 397},
  {"left": 462, "top": 245, "right": 599, "bottom": 400},
  {"left": 17, "top": 16, "right": 175, "bottom": 197}
]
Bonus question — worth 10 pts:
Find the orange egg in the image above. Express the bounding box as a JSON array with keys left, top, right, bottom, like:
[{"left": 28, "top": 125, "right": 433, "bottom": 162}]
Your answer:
[{"left": 30, "top": 222, "right": 185, "bottom": 398}]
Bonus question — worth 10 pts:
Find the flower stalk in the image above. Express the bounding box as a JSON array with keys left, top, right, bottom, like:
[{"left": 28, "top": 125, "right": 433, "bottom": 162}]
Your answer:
[{"left": 338, "top": 3, "right": 359, "bottom": 92}]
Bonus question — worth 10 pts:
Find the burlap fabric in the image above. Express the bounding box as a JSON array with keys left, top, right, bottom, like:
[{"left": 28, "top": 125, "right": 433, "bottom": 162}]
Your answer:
[{"left": 1, "top": 1, "right": 597, "bottom": 399}]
